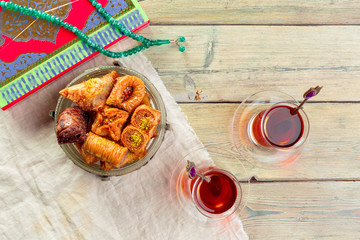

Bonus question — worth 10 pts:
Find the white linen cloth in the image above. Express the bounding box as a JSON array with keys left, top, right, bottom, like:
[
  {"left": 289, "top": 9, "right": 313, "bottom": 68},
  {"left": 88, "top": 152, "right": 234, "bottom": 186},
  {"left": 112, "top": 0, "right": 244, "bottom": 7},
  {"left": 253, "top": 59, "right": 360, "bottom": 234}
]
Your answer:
[{"left": 0, "top": 41, "right": 248, "bottom": 240}]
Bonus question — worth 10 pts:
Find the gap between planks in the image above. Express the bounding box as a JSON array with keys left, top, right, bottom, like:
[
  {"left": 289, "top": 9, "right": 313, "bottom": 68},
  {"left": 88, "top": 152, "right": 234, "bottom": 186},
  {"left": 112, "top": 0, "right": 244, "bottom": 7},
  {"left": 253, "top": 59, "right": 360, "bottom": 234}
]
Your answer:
[
  {"left": 150, "top": 23, "right": 360, "bottom": 27},
  {"left": 244, "top": 178, "right": 360, "bottom": 183},
  {"left": 176, "top": 101, "right": 360, "bottom": 104}
]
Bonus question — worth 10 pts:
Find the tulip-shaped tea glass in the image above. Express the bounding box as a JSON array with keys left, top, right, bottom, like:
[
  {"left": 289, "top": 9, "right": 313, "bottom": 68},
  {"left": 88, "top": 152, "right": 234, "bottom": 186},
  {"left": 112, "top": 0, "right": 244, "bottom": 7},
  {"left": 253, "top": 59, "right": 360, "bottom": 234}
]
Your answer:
[
  {"left": 170, "top": 147, "right": 250, "bottom": 222},
  {"left": 232, "top": 87, "right": 321, "bottom": 169}
]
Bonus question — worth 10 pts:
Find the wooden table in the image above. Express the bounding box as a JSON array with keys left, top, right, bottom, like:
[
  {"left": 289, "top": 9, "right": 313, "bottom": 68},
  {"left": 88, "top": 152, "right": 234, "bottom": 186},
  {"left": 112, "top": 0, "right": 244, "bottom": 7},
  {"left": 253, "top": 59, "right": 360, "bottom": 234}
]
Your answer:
[{"left": 136, "top": 1, "right": 360, "bottom": 239}]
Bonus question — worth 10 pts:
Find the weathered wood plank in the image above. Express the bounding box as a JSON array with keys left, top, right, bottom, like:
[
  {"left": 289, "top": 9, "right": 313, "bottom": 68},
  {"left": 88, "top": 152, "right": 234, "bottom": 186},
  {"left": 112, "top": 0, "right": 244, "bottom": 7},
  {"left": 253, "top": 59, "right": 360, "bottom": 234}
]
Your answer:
[
  {"left": 179, "top": 103, "right": 360, "bottom": 180},
  {"left": 139, "top": 25, "right": 360, "bottom": 102},
  {"left": 243, "top": 181, "right": 360, "bottom": 240},
  {"left": 140, "top": 0, "right": 360, "bottom": 25}
]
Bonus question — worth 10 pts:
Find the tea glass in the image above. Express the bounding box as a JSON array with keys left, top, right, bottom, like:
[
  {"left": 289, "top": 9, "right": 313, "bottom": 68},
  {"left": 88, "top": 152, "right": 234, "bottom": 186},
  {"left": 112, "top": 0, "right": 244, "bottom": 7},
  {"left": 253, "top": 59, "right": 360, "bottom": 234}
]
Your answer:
[
  {"left": 232, "top": 91, "right": 310, "bottom": 169},
  {"left": 170, "top": 147, "right": 250, "bottom": 222}
]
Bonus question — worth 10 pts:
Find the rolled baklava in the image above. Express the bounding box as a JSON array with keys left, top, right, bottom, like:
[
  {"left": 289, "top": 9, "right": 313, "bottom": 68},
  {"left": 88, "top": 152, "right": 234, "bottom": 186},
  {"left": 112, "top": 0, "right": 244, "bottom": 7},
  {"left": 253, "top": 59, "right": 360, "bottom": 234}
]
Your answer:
[
  {"left": 121, "top": 125, "right": 149, "bottom": 155},
  {"left": 131, "top": 104, "right": 161, "bottom": 139},
  {"left": 82, "top": 132, "right": 128, "bottom": 168}
]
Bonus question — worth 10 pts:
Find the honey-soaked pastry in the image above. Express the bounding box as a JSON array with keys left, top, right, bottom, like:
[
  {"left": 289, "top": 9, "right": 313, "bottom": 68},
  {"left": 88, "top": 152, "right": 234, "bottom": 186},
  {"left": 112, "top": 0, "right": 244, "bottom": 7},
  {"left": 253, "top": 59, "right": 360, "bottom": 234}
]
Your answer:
[
  {"left": 60, "top": 71, "right": 119, "bottom": 111},
  {"left": 101, "top": 161, "right": 115, "bottom": 170},
  {"left": 100, "top": 151, "right": 139, "bottom": 170},
  {"left": 91, "top": 106, "right": 129, "bottom": 141},
  {"left": 82, "top": 132, "right": 128, "bottom": 168},
  {"left": 140, "top": 92, "right": 151, "bottom": 107},
  {"left": 131, "top": 104, "right": 161, "bottom": 139},
  {"left": 74, "top": 143, "right": 99, "bottom": 164},
  {"left": 56, "top": 106, "right": 88, "bottom": 144},
  {"left": 121, "top": 125, "right": 149, "bottom": 155},
  {"left": 124, "top": 151, "right": 144, "bottom": 164},
  {"left": 106, "top": 75, "right": 145, "bottom": 113}
]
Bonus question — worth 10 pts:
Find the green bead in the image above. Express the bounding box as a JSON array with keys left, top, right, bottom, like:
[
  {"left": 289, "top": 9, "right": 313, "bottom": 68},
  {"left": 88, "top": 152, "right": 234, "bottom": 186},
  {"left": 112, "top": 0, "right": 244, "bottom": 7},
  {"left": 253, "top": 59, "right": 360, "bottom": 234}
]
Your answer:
[
  {"left": 98, "top": 8, "right": 104, "bottom": 14},
  {"left": 40, "top": 12, "right": 47, "bottom": 19},
  {"left": 79, "top": 32, "right": 85, "bottom": 39},
  {"left": 64, "top": 22, "right": 70, "bottom": 29},
  {"left": 109, "top": 18, "right": 115, "bottom": 24},
  {"left": 54, "top": 17, "right": 60, "bottom": 24},
  {"left": 123, "top": 52, "right": 128, "bottom": 57},
  {"left": 121, "top": 28, "right": 130, "bottom": 34},
  {"left": 179, "top": 36, "right": 186, "bottom": 42},
  {"left": 32, "top": 11, "right": 40, "bottom": 17},
  {"left": 118, "top": 25, "right": 127, "bottom": 32},
  {"left": 96, "top": 3, "right": 102, "bottom": 9},
  {"left": 179, "top": 46, "right": 186, "bottom": 52},
  {"left": 137, "top": 36, "right": 145, "bottom": 42},
  {"left": 122, "top": 28, "right": 130, "bottom": 34},
  {"left": 132, "top": 33, "right": 139, "bottom": 39},
  {"left": 0, "top": 2, "right": 4, "bottom": 7}
]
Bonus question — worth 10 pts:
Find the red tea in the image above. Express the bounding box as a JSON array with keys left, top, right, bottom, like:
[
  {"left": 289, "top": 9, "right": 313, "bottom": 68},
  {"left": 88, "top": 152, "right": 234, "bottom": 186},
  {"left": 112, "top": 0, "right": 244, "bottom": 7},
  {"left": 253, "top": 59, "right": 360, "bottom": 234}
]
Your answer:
[
  {"left": 252, "top": 105, "right": 304, "bottom": 148},
  {"left": 193, "top": 170, "right": 238, "bottom": 214}
]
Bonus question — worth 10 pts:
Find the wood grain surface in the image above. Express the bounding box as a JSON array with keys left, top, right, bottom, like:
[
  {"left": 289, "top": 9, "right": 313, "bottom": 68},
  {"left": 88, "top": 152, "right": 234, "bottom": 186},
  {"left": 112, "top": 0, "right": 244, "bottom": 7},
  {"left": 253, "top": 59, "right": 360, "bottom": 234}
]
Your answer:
[
  {"left": 179, "top": 103, "right": 360, "bottom": 181},
  {"left": 243, "top": 181, "right": 360, "bottom": 240},
  {"left": 138, "top": 26, "right": 360, "bottom": 102},
  {"left": 140, "top": 0, "right": 360, "bottom": 25},
  {"left": 137, "top": 0, "right": 360, "bottom": 238}
]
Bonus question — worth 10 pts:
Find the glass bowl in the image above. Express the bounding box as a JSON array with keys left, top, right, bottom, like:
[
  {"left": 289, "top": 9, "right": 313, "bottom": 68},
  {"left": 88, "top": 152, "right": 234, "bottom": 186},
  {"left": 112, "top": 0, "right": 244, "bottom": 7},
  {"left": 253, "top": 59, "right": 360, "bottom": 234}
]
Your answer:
[{"left": 54, "top": 65, "right": 167, "bottom": 179}]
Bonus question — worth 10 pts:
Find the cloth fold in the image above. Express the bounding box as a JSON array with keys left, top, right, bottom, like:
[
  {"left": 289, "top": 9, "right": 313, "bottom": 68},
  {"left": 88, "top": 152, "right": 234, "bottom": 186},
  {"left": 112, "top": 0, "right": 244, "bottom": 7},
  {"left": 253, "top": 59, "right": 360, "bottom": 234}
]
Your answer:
[{"left": 0, "top": 41, "right": 248, "bottom": 240}]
